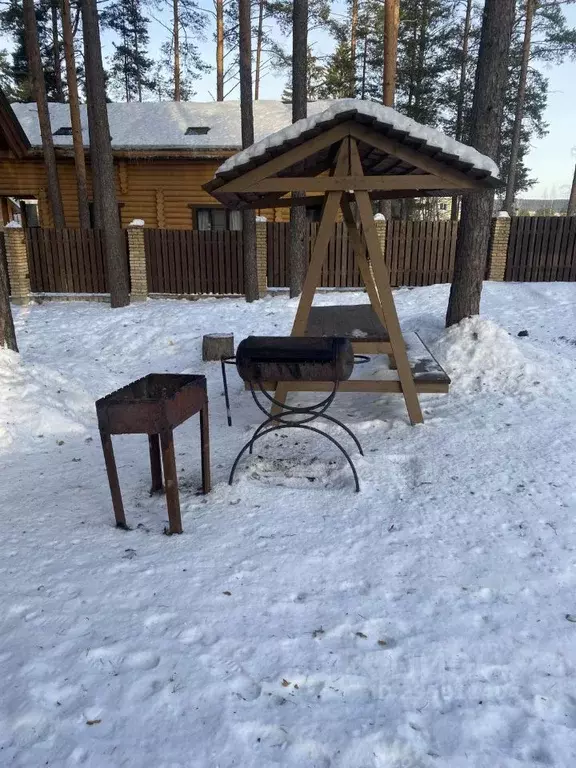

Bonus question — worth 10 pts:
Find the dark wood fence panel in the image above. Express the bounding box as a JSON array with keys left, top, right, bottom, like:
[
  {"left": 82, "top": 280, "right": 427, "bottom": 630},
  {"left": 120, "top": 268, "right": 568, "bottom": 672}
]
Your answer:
[
  {"left": 506, "top": 216, "right": 576, "bottom": 282},
  {"left": 267, "top": 222, "right": 360, "bottom": 288},
  {"left": 145, "top": 229, "right": 244, "bottom": 294},
  {"left": 386, "top": 220, "right": 457, "bottom": 286},
  {"left": 27, "top": 228, "right": 111, "bottom": 293}
]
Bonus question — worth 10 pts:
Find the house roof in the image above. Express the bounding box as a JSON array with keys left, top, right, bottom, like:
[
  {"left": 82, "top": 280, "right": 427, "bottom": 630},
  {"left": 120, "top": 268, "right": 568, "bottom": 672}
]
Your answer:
[
  {"left": 0, "top": 90, "right": 30, "bottom": 157},
  {"left": 10, "top": 100, "right": 333, "bottom": 152},
  {"left": 205, "top": 99, "right": 501, "bottom": 210}
]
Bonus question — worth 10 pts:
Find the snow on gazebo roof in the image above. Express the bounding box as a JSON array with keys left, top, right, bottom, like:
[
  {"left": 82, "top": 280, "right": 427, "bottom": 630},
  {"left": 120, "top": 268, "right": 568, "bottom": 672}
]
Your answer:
[
  {"left": 205, "top": 100, "right": 501, "bottom": 209},
  {"left": 213, "top": 100, "right": 500, "bottom": 180}
]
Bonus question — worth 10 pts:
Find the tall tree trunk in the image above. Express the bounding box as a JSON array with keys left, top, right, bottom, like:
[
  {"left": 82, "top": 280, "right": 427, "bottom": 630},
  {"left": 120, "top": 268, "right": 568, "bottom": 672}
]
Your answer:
[
  {"left": 173, "top": 0, "right": 181, "bottom": 100},
  {"left": 51, "top": 0, "right": 64, "bottom": 101},
  {"left": 567, "top": 163, "right": 576, "bottom": 216},
  {"left": 503, "top": 0, "right": 535, "bottom": 214},
  {"left": 254, "top": 0, "right": 264, "bottom": 100},
  {"left": 82, "top": 0, "right": 130, "bottom": 308},
  {"left": 361, "top": 36, "right": 368, "bottom": 99},
  {"left": 446, "top": 0, "right": 515, "bottom": 327},
  {"left": 239, "top": 0, "right": 258, "bottom": 302},
  {"left": 23, "top": 0, "right": 65, "bottom": 228},
  {"left": 383, "top": 0, "right": 400, "bottom": 106},
  {"left": 216, "top": 0, "right": 224, "bottom": 101},
  {"left": 350, "top": 0, "right": 358, "bottom": 97},
  {"left": 289, "top": 0, "right": 308, "bottom": 298},
  {"left": 451, "top": 0, "right": 473, "bottom": 221},
  {"left": 0, "top": 236, "right": 17, "bottom": 352},
  {"left": 61, "top": 0, "right": 90, "bottom": 229}
]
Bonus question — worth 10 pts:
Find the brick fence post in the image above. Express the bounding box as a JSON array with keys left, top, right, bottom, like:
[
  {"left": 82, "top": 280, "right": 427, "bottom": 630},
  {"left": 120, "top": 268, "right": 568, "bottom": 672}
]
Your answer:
[
  {"left": 127, "top": 219, "right": 148, "bottom": 301},
  {"left": 374, "top": 213, "right": 387, "bottom": 254},
  {"left": 487, "top": 212, "right": 511, "bottom": 281},
  {"left": 3, "top": 221, "right": 30, "bottom": 304},
  {"left": 255, "top": 216, "right": 268, "bottom": 298}
]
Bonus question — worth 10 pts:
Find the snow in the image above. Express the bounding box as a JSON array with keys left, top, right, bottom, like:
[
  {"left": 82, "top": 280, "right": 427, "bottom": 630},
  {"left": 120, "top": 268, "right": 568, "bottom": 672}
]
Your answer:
[
  {"left": 128, "top": 219, "right": 145, "bottom": 227},
  {"left": 2, "top": 282, "right": 576, "bottom": 766},
  {"left": 431, "top": 316, "right": 545, "bottom": 395},
  {"left": 4, "top": 220, "right": 22, "bottom": 228},
  {"left": 216, "top": 99, "right": 500, "bottom": 179},
  {"left": 373, "top": 212, "right": 386, "bottom": 221},
  {"left": 10, "top": 101, "right": 331, "bottom": 151}
]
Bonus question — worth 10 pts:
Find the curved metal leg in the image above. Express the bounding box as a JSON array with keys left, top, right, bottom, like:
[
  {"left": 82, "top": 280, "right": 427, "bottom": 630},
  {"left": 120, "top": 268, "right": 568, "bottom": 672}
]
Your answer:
[
  {"left": 247, "top": 412, "right": 363, "bottom": 457},
  {"left": 316, "top": 413, "right": 364, "bottom": 456},
  {"left": 229, "top": 423, "right": 360, "bottom": 492}
]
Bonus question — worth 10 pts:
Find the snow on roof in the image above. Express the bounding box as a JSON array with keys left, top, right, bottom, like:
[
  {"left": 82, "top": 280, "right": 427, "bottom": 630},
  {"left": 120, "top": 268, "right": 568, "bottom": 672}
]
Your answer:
[
  {"left": 10, "top": 100, "right": 332, "bottom": 152},
  {"left": 214, "top": 99, "right": 500, "bottom": 180}
]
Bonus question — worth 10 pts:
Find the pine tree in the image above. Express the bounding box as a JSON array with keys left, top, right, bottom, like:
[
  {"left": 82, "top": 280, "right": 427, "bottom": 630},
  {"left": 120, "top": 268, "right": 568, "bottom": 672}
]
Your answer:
[
  {"left": 0, "top": 0, "right": 62, "bottom": 100},
  {"left": 446, "top": 0, "right": 515, "bottom": 327},
  {"left": 101, "top": 0, "right": 156, "bottom": 101},
  {"left": 149, "top": 0, "right": 208, "bottom": 101},
  {"left": 82, "top": 0, "right": 130, "bottom": 307}
]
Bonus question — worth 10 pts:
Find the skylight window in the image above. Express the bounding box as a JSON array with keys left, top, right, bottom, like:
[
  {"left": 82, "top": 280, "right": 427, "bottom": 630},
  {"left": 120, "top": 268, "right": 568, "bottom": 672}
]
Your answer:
[
  {"left": 53, "top": 126, "right": 73, "bottom": 136},
  {"left": 185, "top": 126, "right": 210, "bottom": 135}
]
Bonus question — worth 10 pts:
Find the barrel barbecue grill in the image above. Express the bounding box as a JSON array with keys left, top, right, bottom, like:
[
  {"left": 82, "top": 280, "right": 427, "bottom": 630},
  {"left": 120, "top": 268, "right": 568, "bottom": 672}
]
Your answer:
[{"left": 222, "top": 336, "right": 365, "bottom": 491}]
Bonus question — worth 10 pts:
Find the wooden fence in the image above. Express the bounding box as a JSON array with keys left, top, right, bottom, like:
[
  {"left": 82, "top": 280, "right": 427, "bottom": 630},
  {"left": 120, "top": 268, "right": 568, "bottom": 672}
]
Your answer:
[
  {"left": 267, "top": 222, "right": 361, "bottom": 288},
  {"left": 145, "top": 229, "right": 244, "bottom": 294},
  {"left": 267, "top": 220, "right": 457, "bottom": 287},
  {"left": 505, "top": 216, "right": 576, "bottom": 282},
  {"left": 386, "top": 220, "right": 458, "bottom": 286},
  {"left": 27, "top": 228, "right": 112, "bottom": 293}
]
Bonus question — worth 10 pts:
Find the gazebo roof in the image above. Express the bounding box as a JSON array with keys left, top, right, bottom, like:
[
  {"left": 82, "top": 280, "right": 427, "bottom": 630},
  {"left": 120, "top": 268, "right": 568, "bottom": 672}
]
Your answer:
[{"left": 204, "top": 99, "right": 501, "bottom": 210}]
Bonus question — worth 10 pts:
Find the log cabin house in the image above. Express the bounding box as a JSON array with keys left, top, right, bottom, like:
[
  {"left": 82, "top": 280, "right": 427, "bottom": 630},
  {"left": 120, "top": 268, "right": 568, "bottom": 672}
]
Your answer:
[{"left": 0, "top": 94, "right": 331, "bottom": 229}]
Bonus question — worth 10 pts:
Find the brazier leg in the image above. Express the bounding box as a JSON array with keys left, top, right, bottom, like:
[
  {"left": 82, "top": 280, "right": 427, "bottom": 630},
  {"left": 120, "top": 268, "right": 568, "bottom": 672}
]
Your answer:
[
  {"left": 99, "top": 431, "right": 128, "bottom": 529},
  {"left": 160, "top": 429, "right": 182, "bottom": 534},
  {"left": 148, "top": 434, "right": 163, "bottom": 494},
  {"left": 199, "top": 401, "right": 211, "bottom": 494}
]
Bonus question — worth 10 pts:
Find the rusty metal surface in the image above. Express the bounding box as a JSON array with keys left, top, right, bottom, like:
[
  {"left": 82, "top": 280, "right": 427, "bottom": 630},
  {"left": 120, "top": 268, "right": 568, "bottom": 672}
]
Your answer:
[
  {"left": 235, "top": 336, "right": 354, "bottom": 383},
  {"left": 96, "top": 374, "right": 207, "bottom": 435}
]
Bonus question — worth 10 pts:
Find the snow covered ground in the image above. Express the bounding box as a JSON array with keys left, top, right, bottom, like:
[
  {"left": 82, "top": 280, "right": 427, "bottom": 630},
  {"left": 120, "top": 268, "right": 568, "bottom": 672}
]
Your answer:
[{"left": 1, "top": 282, "right": 576, "bottom": 767}]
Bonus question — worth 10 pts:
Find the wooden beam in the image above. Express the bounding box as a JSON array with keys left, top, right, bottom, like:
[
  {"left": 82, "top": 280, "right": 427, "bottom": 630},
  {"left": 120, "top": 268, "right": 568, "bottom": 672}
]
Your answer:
[
  {"left": 340, "top": 197, "right": 386, "bottom": 327},
  {"left": 208, "top": 123, "right": 351, "bottom": 194},
  {"left": 256, "top": 379, "right": 449, "bottom": 394},
  {"left": 243, "top": 173, "right": 455, "bottom": 193},
  {"left": 349, "top": 138, "right": 424, "bottom": 425},
  {"left": 348, "top": 123, "right": 482, "bottom": 191}
]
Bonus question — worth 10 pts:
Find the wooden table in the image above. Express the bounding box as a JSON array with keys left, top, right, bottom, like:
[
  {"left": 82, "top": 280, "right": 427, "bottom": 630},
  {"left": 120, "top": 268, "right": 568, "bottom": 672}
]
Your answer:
[{"left": 96, "top": 374, "right": 210, "bottom": 534}]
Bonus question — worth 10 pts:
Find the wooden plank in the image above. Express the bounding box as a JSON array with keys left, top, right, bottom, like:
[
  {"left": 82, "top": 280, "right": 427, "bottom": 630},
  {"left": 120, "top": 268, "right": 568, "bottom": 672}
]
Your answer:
[
  {"left": 348, "top": 123, "right": 482, "bottom": 190},
  {"left": 210, "top": 123, "right": 351, "bottom": 193},
  {"left": 565, "top": 215, "right": 576, "bottom": 281},
  {"left": 242, "top": 173, "right": 457, "bottom": 194},
  {"left": 546, "top": 217, "right": 563, "bottom": 282},
  {"left": 258, "top": 379, "right": 449, "bottom": 394}
]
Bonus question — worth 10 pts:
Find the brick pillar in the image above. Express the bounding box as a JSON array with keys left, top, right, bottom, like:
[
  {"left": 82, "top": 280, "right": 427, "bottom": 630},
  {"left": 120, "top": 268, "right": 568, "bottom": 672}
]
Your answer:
[
  {"left": 255, "top": 217, "right": 268, "bottom": 298},
  {"left": 374, "top": 214, "right": 387, "bottom": 254},
  {"left": 127, "top": 219, "right": 148, "bottom": 301},
  {"left": 3, "top": 222, "right": 30, "bottom": 304},
  {"left": 487, "top": 213, "right": 511, "bottom": 281}
]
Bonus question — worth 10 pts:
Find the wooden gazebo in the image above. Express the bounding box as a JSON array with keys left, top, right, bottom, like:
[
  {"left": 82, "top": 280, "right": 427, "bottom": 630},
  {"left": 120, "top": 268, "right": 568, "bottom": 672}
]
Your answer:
[{"left": 204, "top": 100, "right": 500, "bottom": 424}]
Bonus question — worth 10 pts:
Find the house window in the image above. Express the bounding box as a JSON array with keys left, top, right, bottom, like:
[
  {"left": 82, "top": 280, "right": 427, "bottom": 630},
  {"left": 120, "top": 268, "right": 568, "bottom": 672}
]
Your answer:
[
  {"left": 53, "top": 126, "right": 73, "bottom": 136},
  {"left": 185, "top": 127, "right": 211, "bottom": 136},
  {"left": 194, "top": 207, "right": 242, "bottom": 231}
]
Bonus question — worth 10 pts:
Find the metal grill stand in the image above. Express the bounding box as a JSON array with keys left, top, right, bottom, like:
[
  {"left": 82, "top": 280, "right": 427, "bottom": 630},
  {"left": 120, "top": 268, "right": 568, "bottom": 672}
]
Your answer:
[{"left": 222, "top": 337, "right": 364, "bottom": 492}]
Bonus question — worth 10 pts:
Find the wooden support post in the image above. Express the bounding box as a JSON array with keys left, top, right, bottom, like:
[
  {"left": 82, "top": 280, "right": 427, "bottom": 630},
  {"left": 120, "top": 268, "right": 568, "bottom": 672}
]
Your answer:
[
  {"left": 340, "top": 199, "right": 385, "bottom": 326},
  {"left": 148, "top": 434, "right": 163, "bottom": 494},
  {"left": 99, "top": 432, "right": 128, "bottom": 529},
  {"left": 160, "top": 429, "right": 183, "bottom": 535},
  {"left": 349, "top": 139, "right": 423, "bottom": 424},
  {"left": 200, "top": 402, "right": 211, "bottom": 494}
]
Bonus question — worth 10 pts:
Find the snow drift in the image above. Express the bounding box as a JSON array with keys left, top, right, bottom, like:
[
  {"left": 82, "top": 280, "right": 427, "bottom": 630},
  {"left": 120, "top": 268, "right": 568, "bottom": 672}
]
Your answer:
[
  {"left": 0, "top": 349, "right": 92, "bottom": 447},
  {"left": 431, "top": 316, "right": 543, "bottom": 395}
]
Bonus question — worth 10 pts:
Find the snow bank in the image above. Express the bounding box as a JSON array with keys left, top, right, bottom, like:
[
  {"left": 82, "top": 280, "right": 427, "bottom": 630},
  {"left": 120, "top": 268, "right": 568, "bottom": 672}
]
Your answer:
[
  {"left": 0, "top": 348, "right": 92, "bottom": 447},
  {"left": 431, "top": 316, "right": 542, "bottom": 395}
]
